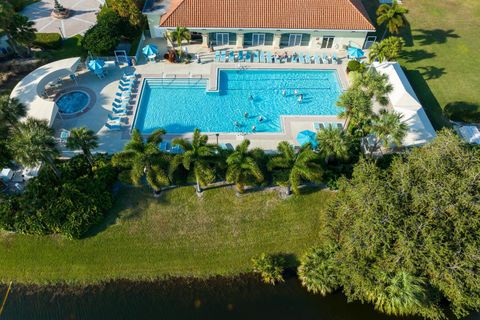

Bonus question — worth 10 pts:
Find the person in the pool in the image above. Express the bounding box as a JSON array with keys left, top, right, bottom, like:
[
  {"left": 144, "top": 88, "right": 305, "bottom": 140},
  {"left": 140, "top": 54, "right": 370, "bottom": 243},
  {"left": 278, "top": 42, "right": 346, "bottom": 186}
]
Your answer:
[
  {"left": 244, "top": 112, "right": 249, "bottom": 118},
  {"left": 234, "top": 121, "right": 240, "bottom": 127},
  {"left": 298, "top": 94, "right": 303, "bottom": 103},
  {"left": 258, "top": 116, "right": 264, "bottom": 122},
  {"left": 248, "top": 94, "right": 253, "bottom": 101},
  {"left": 252, "top": 125, "right": 256, "bottom": 132},
  {"left": 282, "top": 90, "right": 286, "bottom": 97}
]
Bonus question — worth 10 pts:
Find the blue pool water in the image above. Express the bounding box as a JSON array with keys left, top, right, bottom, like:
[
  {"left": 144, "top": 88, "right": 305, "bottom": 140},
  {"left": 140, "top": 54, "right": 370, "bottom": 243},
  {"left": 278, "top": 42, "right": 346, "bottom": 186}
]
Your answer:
[
  {"left": 134, "top": 69, "right": 342, "bottom": 134},
  {"left": 56, "top": 91, "right": 89, "bottom": 114}
]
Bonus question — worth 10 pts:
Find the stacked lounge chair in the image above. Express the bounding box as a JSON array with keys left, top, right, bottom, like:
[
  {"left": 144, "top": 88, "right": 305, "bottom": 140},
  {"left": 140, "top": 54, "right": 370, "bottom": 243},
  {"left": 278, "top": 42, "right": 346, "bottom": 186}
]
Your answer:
[
  {"left": 228, "top": 51, "right": 235, "bottom": 62},
  {"left": 245, "top": 51, "right": 252, "bottom": 62},
  {"left": 238, "top": 51, "right": 244, "bottom": 62},
  {"left": 313, "top": 54, "right": 320, "bottom": 64}
]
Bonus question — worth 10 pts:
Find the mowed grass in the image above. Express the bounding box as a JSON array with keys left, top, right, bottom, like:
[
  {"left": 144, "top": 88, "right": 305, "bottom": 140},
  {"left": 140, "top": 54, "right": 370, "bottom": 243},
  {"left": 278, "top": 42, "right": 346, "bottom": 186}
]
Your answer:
[
  {"left": 362, "top": 0, "right": 480, "bottom": 127},
  {"left": 0, "top": 186, "right": 335, "bottom": 284}
]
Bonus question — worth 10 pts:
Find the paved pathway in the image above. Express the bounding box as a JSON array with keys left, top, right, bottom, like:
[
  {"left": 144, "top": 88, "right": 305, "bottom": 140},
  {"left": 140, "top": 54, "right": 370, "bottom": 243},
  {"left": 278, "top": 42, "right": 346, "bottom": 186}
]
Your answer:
[{"left": 22, "top": 0, "right": 104, "bottom": 38}]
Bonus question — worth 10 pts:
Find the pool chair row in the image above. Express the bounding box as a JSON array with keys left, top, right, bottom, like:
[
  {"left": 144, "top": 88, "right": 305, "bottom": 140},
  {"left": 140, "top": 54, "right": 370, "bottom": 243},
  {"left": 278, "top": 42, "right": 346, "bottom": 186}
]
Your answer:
[
  {"left": 314, "top": 122, "right": 344, "bottom": 131},
  {"left": 214, "top": 50, "right": 340, "bottom": 65},
  {"left": 106, "top": 72, "right": 139, "bottom": 130}
]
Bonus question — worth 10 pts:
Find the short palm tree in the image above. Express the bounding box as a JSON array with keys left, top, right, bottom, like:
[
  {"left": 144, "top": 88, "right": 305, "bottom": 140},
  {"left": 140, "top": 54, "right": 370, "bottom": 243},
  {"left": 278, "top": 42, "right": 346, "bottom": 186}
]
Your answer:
[
  {"left": 169, "top": 27, "right": 191, "bottom": 56},
  {"left": 66, "top": 127, "right": 98, "bottom": 166},
  {"left": 112, "top": 129, "right": 169, "bottom": 194},
  {"left": 336, "top": 88, "right": 373, "bottom": 130},
  {"left": 268, "top": 141, "right": 323, "bottom": 195},
  {"left": 10, "top": 118, "right": 61, "bottom": 178},
  {"left": 0, "top": 97, "right": 26, "bottom": 130},
  {"left": 316, "top": 127, "right": 350, "bottom": 164},
  {"left": 5, "top": 13, "right": 36, "bottom": 56},
  {"left": 169, "top": 128, "right": 217, "bottom": 193},
  {"left": 353, "top": 71, "right": 393, "bottom": 106},
  {"left": 376, "top": 0, "right": 409, "bottom": 40},
  {"left": 369, "top": 109, "right": 408, "bottom": 154},
  {"left": 226, "top": 139, "right": 264, "bottom": 193},
  {"left": 368, "top": 37, "right": 404, "bottom": 64}
]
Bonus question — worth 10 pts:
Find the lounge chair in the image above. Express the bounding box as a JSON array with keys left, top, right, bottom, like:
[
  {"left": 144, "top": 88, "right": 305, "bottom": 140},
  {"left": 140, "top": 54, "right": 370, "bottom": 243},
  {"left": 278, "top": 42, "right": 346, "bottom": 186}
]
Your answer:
[
  {"left": 322, "top": 54, "right": 329, "bottom": 64},
  {"left": 106, "top": 122, "right": 122, "bottom": 131},
  {"left": 59, "top": 129, "right": 70, "bottom": 143},
  {"left": 259, "top": 51, "right": 265, "bottom": 63},
  {"left": 253, "top": 51, "right": 259, "bottom": 62},
  {"left": 214, "top": 51, "right": 220, "bottom": 62},
  {"left": 291, "top": 55, "right": 297, "bottom": 63},
  {"left": 108, "top": 114, "right": 128, "bottom": 123},
  {"left": 159, "top": 141, "right": 171, "bottom": 152},
  {"left": 332, "top": 53, "right": 338, "bottom": 64},
  {"left": 118, "top": 83, "right": 132, "bottom": 91},
  {"left": 314, "top": 54, "right": 320, "bottom": 64},
  {"left": 266, "top": 52, "right": 272, "bottom": 63},
  {"left": 228, "top": 51, "right": 235, "bottom": 62},
  {"left": 238, "top": 50, "right": 244, "bottom": 62},
  {"left": 119, "top": 78, "right": 133, "bottom": 85},
  {"left": 305, "top": 53, "right": 311, "bottom": 64},
  {"left": 314, "top": 123, "right": 325, "bottom": 131},
  {"left": 220, "top": 50, "right": 226, "bottom": 62},
  {"left": 298, "top": 54, "right": 305, "bottom": 64},
  {"left": 245, "top": 51, "right": 251, "bottom": 62}
]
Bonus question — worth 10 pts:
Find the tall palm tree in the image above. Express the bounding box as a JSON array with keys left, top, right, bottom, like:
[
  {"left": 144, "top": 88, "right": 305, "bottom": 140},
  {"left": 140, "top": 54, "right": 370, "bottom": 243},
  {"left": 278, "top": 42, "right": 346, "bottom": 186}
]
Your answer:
[
  {"left": 376, "top": 0, "right": 409, "bottom": 40},
  {"left": 369, "top": 109, "right": 408, "bottom": 154},
  {"left": 169, "top": 128, "right": 217, "bottom": 193},
  {"left": 112, "top": 128, "right": 169, "bottom": 194},
  {"left": 336, "top": 88, "right": 373, "bottom": 130},
  {"left": 226, "top": 139, "right": 264, "bottom": 193},
  {"left": 169, "top": 27, "right": 191, "bottom": 56},
  {"left": 66, "top": 127, "right": 98, "bottom": 166},
  {"left": 0, "top": 97, "right": 26, "bottom": 130},
  {"left": 0, "top": 2, "right": 36, "bottom": 57},
  {"left": 9, "top": 118, "right": 61, "bottom": 178},
  {"left": 368, "top": 37, "right": 404, "bottom": 64},
  {"left": 316, "top": 127, "right": 350, "bottom": 164},
  {"left": 353, "top": 71, "right": 393, "bottom": 106},
  {"left": 268, "top": 141, "right": 323, "bottom": 195}
]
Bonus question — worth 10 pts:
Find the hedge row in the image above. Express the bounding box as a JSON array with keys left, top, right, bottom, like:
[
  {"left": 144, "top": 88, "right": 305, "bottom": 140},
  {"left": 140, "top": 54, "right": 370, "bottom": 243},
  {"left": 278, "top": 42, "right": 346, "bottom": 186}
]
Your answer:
[{"left": 33, "top": 33, "right": 62, "bottom": 49}]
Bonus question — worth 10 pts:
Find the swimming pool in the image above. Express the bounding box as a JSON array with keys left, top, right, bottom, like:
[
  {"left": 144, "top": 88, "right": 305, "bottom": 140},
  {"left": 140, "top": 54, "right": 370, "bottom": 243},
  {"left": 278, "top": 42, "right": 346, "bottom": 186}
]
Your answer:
[
  {"left": 134, "top": 69, "right": 342, "bottom": 134},
  {"left": 56, "top": 91, "right": 89, "bottom": 114}
]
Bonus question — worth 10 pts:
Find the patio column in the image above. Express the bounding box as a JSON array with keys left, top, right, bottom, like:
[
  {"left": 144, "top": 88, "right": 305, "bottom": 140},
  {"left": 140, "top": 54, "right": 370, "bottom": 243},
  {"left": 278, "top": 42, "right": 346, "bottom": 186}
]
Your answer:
[
  {"left": 273, "top": 33, "right": 281, "bottom": 49},
  {"left": 236, "top": 33, "right": 244, "bottom": 49},
  {"left": 201, "top": 33, "right": 209, "bottom": 48}
]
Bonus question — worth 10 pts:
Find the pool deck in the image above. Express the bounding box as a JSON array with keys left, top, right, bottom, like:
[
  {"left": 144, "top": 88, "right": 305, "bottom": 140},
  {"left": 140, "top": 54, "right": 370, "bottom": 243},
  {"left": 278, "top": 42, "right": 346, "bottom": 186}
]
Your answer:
[{"left": 54, "top": 55, "right": 350, "bottom": 156}]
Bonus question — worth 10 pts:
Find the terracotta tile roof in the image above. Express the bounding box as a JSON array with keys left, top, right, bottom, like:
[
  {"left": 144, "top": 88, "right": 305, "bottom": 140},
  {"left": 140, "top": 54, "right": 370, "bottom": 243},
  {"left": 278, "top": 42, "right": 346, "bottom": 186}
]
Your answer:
[{"left": 159, "top": 0, "right": 375, "bottom": 31}]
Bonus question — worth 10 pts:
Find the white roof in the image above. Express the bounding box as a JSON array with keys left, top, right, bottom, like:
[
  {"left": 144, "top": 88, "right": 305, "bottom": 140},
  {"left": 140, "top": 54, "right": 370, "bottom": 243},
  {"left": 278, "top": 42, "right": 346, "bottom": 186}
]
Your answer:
[
  {"left": 458, "top": 126, "right": 480, "bottom": 144},
  {"left": 374, "top": 62, "right": 436, "bottom": 147},
  {"left": 10, "top": 57, "right": 81, "bottom": 127}
]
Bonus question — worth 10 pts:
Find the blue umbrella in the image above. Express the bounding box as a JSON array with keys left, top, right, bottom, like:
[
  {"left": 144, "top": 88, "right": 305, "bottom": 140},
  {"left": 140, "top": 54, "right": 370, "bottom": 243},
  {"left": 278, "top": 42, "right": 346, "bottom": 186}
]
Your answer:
[
  {"left": 296, "top": 130, "right": 318, "bottom": 148},
  {"left": 347, "top": 47, "right": 365, "bottom": 59},
  {"left": 87, "top": 59, "right": 105, "bottom": 72},
  {"left": 142, "top": 44, "right": 158, "bottom": 56}
]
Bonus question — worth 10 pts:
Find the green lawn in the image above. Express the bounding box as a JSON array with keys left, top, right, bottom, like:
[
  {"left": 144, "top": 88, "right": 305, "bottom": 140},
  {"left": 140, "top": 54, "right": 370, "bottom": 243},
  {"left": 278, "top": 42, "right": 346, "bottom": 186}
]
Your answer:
[
  {"left": 0, "top": 186, "right": 334, "bottom": 284},
  {"left": 362, "top": 0, "right": 480, "bottom": 127},
  {"left": 46, "top": 35, "right": 86, "bottom": 61}
]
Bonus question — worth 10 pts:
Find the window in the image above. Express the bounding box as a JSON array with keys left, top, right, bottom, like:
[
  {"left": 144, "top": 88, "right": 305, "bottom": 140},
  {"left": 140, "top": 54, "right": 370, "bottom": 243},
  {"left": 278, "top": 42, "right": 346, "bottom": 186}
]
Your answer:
[
  {"left": 252, "top": 33, "right": 266, "bottom": 46},
  {"left": 321, "top": 36, "right": 335, "bottom": 49},
  {"left": 363, "top": 36, "right": 377, "bottom": 49},
  {"left": 215, "top": 33, "right": 229, "bottom": 46},
  {"left": 288, "top": 34, "right": 303, "bottom": 47}
]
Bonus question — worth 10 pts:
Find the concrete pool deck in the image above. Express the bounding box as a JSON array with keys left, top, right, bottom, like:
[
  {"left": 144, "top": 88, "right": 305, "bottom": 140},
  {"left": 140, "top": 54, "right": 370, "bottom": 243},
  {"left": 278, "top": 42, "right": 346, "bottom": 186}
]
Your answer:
[{"left": 54, "top": 58, "right": 349, "bottom": 157}]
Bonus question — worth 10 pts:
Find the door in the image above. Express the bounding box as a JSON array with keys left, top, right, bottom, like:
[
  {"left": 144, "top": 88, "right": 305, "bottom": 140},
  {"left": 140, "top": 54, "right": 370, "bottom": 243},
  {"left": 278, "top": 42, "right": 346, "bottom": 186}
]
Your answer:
[
  {"left": 288, "top": 34, "right": 302, "bottom": 47},
  {"left": 216, "top": 33, "right": 229, "bottom": 46},
  {"left": 363, "top": 36, "right": 377, "bottom": 49},
  {"left": 321, "top": 36, "right": 335, "bottom": 49},
  {"left": 252, "top": 33, "right": 266, "bottom": 46}
]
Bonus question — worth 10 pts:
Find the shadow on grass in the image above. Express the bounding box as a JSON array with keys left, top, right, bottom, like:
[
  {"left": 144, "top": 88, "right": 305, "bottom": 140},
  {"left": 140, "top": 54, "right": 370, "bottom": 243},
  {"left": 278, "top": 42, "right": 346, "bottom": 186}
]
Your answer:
[
  {"left": 417, "top": 66, "right": 446, "bottom": 80},
  {"left": 412, "top": 29, "right": 460, "bottom": 46},
  {"left": 401, "top": 49, "right": 436, "bottom": 63},
  {"left": 401, "top": 68, "right": 450, "bottom": 129},
  {"left": 444, "top": 101, "right": 480, "bottom": 123}
]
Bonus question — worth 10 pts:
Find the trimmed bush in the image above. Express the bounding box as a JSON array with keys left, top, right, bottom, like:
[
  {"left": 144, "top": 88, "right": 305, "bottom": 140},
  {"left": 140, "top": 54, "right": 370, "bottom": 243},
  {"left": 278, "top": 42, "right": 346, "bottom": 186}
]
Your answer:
[
  {"left": 346, "top": 60, "right": 364, "bottom": 73},
  {"left": 33, "top": 33, "right": 62, "bottom": 49}
]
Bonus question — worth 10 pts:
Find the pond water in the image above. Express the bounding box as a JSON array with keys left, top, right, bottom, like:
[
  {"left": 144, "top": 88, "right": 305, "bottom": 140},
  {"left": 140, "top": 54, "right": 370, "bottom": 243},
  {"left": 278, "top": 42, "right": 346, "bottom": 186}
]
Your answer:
[{"left": 1, "top": 275, "right": 479, "bottom": 319}]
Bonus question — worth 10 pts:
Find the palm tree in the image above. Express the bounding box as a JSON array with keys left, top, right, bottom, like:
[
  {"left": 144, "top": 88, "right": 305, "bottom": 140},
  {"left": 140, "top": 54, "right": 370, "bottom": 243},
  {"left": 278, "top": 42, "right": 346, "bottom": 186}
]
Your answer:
[
  {"left": 298, "top": 246, "right": 339, "bottom": 296},
  {"left": 353, "top": 71, "right": 393, "bottom": 106},
  {"left": 369, "top": 109, "right": 408, "bottom": 154},
  {"left": 336, "top": 88, "right": 373, "bottom": 131},
  {"left": 316, "top": 127, "right": 350, "bottom": 164},
  {"left": 0, "top": 97, "right": 26, "bottom": 130},
  {"left": 112, "top": 129, "right": 169, "bottom": 194},
  {"left": 66, "top": 127, "right": 98, "bottom": 165},
  {"left": 0, "top": 2, "right": 36, "bottom": 57},
  {"left": 268, "top": 141, "right": 323, "bottom": 195},
  {"left": 169, "top": 128, "right": 217, "bottom": 193},
  {"left": 169, "top": 27, "right": 191, "bottom": 56},
  {"left": 368, "top": 37, "right": 404, "bottom": 64},
  {"left": 376, "top": 0, "right": 409, "bottom": 40},
  {"left": 9, "top": 118, "right": 61, "bottom": 178},
  {"left": 226, "top": 139, "right": 264, "bottom": 193}
]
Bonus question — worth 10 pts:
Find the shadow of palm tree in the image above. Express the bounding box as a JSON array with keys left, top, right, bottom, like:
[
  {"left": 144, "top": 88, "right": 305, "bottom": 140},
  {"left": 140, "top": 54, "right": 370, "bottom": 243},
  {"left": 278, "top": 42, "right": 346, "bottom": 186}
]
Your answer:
[
  {"left": 413, "top": 29, "right": 460, "bottom": 46},
  {"left": 444, "top": 101, "right": 480, "bottom": 123},
  {"left": 417, "top": 66, "right": 446, "bottom": 80},
  {"left": 401, "top": 49, "right": 436, "bottom": 63}
]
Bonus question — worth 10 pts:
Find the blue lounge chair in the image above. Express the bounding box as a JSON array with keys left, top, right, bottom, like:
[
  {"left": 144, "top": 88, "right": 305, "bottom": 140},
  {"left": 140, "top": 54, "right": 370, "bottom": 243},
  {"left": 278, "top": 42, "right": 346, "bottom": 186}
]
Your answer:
[
  {"left": 298, "top": 54, "right": 305, "bottom": 64},
  {"left": 170, "top": 145, "right": 185, "bottom": 154},
  {"left": 113, "top": 107, "right": 127, "bottom": 115},
  {"left": 332, "top": 53, "right": 338, "bottom": 64},
  {"left": 245, "top": 51, "right": 251, "bottom": 62},
  {"left": 266, "top": 52, "right": 272, "bottom": 63},
  {"left": 253, "top": 51, "right": 259, "bottom": 62},
  {"left": 106, "top": 122, "right": 122, "bottom": 131},
  {"left": 314, "top": 54, "right": 320, "bottom": 64},
  {"left": 220, "top": 51, "right": 226, "bottom": 62},
  {"left": 322, "top": 54, "right": 329, "bottom": 64},
  {"left": 259, "top": 51, "right": 265, "bottom": 63},
  {"left": 214, "top": 51, "right": 220, "bottom": 62},
  {"left": 108, "top": 114, "right": 128, "bottom": 123},
  {"left": 305, "top": 53, "right": 311, "bottom": 64},
  {"left": 238, "top": 51, "right": 244, "bottom": 62},
  {"left": 228, "top": 51, "right": 235, "bottom": 62},
  {"left": 112, "top": 101, "right": 129, "bottom": 109},
  {"left": 291, "top": 55, "right": 297, "bottom": 63},
  {"left": 275, "top": 55, "right": 280, "bottom": 63}
]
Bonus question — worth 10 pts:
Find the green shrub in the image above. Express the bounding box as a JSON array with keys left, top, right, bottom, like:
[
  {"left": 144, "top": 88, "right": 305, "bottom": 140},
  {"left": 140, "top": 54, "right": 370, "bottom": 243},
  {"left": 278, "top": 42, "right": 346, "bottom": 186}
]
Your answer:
[
  {"left": 252, "top": 253, "right": 285, "bottom": 285},
  {"left": 33, "top": 33, "right": 62, "bottom": 49},
  {"left": 346, "top": 60, "right": 365, "bottom": 73}
]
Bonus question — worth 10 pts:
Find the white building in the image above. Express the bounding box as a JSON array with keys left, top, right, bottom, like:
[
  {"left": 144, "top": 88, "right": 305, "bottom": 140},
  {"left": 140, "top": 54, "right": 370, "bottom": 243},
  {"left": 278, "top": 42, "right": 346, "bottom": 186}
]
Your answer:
[{"left": 143, "top": 0, "right": 376, "bottom": 50}]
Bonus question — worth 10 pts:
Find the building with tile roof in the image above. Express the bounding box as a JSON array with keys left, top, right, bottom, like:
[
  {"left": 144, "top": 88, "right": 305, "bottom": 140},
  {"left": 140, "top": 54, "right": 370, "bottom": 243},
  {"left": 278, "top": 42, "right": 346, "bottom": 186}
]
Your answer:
[{"left": 144, "top": 0, "right": 376, "bottom": 50}]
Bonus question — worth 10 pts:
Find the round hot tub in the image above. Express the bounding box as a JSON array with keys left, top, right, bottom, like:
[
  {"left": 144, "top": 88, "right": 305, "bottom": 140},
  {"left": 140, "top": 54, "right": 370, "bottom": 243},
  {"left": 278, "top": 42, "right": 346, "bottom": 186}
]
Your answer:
[{"left": 56, "top": 91, "right": 90, "bottom": 114}]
